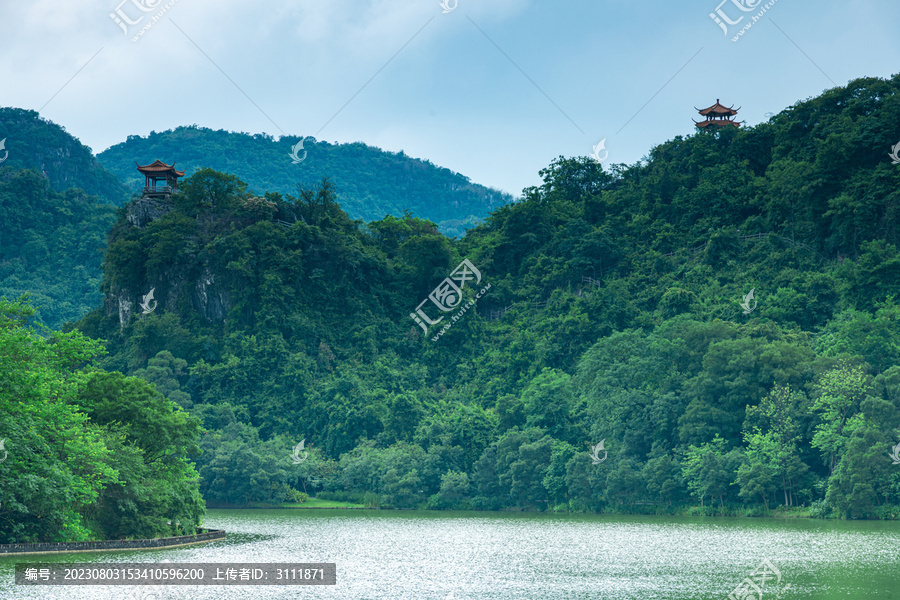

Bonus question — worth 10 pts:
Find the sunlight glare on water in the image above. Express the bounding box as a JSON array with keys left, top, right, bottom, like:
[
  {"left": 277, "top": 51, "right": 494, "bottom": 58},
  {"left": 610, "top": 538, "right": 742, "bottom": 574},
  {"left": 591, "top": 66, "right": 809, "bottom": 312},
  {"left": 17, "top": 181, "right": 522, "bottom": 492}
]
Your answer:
[{"left": 2, "top": 510, "right": 899, "bottom": 599}]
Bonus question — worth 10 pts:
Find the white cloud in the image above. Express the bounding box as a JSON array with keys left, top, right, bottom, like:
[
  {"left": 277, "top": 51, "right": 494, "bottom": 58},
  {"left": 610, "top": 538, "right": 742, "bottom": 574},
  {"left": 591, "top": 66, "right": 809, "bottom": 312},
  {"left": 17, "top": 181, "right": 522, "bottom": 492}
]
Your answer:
[{"left": 0, "top": 0, "right": 897, "bottom": 195}]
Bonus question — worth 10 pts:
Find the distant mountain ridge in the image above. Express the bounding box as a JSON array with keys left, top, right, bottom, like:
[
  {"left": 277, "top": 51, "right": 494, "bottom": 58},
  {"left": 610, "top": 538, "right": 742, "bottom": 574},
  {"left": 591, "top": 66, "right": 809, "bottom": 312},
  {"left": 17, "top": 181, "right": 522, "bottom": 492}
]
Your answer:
[
  {"left": 97, "top": 126, "right": 513, "bottom": 237},
  {"left": 0, "top": 108, "right": 130, "bottom": 205},
  {"left": 0, "top": 108, "right": 512, "bottom": 326}
]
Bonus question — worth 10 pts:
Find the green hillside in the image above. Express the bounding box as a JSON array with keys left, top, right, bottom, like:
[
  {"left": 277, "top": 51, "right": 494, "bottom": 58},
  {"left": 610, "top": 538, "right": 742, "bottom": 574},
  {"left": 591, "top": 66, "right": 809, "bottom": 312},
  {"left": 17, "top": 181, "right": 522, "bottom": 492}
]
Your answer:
[
  {"left": 67, "top": 74, "right": 900, "bottom": 518},
  {"left": 0, "top": 110, "right": 509, "bottom": 329},
  {"left": 97, "top": 126, "right": 513, "bottom": 238},
  {"left": 3, "top": 75, "right": 900, "bottom": 547},
  {"left": 0, "top": 167, "right": 116, "bottom": 330},
  {"left": 0, "top": 108, "right": 129, "bottom": 205},
  {"left": 0, "top": 108, "right": 129, "bottom": 330}
]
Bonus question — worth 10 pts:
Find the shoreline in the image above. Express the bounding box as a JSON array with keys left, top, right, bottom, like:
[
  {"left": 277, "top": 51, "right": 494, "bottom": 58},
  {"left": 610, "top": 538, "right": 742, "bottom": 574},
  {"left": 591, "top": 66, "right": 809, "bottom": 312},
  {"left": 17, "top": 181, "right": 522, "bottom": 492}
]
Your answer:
[{"left": 0, "top": 528, "right": 225, "bottom": 555}]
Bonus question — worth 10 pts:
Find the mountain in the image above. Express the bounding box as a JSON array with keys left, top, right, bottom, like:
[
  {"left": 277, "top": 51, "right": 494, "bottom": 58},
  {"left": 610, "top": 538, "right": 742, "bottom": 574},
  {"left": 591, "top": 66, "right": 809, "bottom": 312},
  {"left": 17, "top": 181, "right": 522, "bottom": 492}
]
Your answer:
[
  {"left": 97, "top": 126, "right": 513, "bottom": 238},
  {"left": 0, "top": 108, "right": 125, "bottom": 329},
  {"left": 0, "top": 167, "right": 116, "bottom": 330},
  {"left": 72, "top": 75, "right": 900, "bottom": 517},
  {"left": 0, "top": 109, "right": 511, "bottom": 328},
  {"left": 0, "top": 108, "right": 130, "bottom": 205}
]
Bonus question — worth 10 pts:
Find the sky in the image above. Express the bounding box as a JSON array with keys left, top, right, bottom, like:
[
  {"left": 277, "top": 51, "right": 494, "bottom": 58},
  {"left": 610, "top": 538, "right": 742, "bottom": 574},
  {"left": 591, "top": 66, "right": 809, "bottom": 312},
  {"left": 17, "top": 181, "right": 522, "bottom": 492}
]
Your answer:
[{"left": 1, "top": 0, "right": 899, "bottom": 198}]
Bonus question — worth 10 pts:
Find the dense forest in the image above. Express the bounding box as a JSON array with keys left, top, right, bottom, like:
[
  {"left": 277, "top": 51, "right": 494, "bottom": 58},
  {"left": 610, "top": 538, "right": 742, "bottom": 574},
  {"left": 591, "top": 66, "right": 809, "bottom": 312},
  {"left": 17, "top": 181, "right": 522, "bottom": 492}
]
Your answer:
[
  {"left": 0, "top": 298, "right": 204, "bottom": 543},
  {"left": 0, "top": 111, "right": 510, "bottom": 330},
  {"left": 97, "top": 126, "right": 513, "bottom": 237},
  {"left": 2, "top": 74, "right": 900, "bottom": 544},
  {"left": 0, "top": 168, "right": 116, "bottom": 330},
  {"left": 0, "top": 108, "right": 129, "bottom": 205}
]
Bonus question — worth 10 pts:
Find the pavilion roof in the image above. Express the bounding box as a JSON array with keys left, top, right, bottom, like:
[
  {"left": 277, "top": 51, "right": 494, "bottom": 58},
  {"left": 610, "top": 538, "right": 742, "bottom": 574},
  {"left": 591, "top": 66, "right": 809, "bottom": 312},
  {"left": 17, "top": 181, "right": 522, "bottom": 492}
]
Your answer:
[
  {"left": 136, "top": 160, "right": 185, "bottom": 177},
  {"left": 695, "top": 99, "right": 740, "bottom": 116}
]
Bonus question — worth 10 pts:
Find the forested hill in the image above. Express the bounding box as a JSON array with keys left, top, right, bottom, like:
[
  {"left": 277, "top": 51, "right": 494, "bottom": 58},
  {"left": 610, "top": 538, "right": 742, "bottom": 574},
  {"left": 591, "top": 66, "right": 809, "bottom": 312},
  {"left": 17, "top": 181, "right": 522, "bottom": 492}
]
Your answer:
[
  {"left": 0, "top": 108, "right": 129, "bottom": 205},
  {"left": 69, "top": 74, "right": 900, "bottom": 519},
  {"left": 0, "top": 168, "right": 115, "bottom": 329},
  {"left": 97, "top": 126, "right": 513, "bottom": 238},
  {"left": 0, "top": 106, "right": 124, "bottom": 329}
]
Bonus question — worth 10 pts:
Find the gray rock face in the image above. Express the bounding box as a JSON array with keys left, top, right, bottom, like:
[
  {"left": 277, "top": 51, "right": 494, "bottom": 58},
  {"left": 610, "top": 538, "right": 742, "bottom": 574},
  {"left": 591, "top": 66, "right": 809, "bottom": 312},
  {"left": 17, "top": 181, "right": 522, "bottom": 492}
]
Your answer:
[
  {"left": 126, "top": 195, "right": 172, "bottom": 228},
  {"left": 117, "top": 296, "right": 133, "bottom": 328},
  {"left": 193, "top": 266, "right": 229, "bottom": 322},
  {"left": 106, "top": 268, "right": 230, "bottom": 329}
]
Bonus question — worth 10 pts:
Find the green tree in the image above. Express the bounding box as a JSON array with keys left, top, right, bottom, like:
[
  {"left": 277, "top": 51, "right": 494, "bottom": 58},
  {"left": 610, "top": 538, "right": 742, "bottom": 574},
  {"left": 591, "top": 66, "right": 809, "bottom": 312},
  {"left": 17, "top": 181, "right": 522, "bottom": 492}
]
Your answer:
[
  {"left": 0, "top": 301, "right": 117, "bottom": 542},
  {"left": 196, "top": 422, "right": 292, "bottom": 505},
  {"left": 681, "top": 436, "right": 737, "bottom": 507},
  {"left": 508, "top": 436, "right": 554, "bottom": 509},
  {"left": 74, "top": 370, "right": 205, "bottom": 535},
  {"left": 543, "top": 440, "right": 578, "bottom": 506},
  {"left": 739, "top": 385, "right": 810, "bottom": 507},
  {"left": 429, "top": 471, "right": 471, "bottom": 510},
  {"left": 642, "top": 454, "right": 685, "bottom": 506},
  {"left": 133, "top": 350, "right": 192, "bottom": 408},
  {"left": 604, "top": 458, "right": 645, "bottom": 506},
  {"left": 810, "top": 363, "right": 872, "bottom": 474},
  {"left": 521, "top": 369, "right": 581, "bottom": 444}
]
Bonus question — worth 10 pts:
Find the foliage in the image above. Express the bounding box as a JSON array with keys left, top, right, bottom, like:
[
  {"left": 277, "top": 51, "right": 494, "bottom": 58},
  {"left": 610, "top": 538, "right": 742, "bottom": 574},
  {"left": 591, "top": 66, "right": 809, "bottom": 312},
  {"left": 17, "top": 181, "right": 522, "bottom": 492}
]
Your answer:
[
  {"left": 0, "top": 167, "right": 117, "bottom": 330},
  {"left": 0, "top": 298, "right": 204, "bottom": 543},
  {"left": 0, "top": 107, "right": 129, "bottom": 205},
  {"left": 97, "top": 125, "right": 513, "bottom": 237},
  {"left": 9, "top": 75, "right": 900, "bottom": 525}
]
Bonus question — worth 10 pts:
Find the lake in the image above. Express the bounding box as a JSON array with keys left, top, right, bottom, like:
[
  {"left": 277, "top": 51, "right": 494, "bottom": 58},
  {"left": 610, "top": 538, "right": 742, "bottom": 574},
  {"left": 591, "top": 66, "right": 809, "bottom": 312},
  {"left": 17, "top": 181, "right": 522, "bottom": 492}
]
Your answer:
[{"left": 2, "top": 509, "right": 899, "bottom": 599}]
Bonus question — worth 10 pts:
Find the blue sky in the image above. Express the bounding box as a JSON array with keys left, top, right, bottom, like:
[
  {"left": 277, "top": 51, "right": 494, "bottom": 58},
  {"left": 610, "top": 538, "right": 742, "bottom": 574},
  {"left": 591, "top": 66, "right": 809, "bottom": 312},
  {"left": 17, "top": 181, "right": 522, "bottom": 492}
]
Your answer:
[{"left": 1, "top": 0, "right": 898, "bottom": 197}]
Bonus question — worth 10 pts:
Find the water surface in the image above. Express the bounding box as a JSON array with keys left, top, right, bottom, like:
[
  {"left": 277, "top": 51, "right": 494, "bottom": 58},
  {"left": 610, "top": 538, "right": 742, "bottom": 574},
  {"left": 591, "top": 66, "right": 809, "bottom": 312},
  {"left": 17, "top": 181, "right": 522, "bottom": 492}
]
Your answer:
[{"left": 1, "top": 509, "right": 899, "bottom": 599}]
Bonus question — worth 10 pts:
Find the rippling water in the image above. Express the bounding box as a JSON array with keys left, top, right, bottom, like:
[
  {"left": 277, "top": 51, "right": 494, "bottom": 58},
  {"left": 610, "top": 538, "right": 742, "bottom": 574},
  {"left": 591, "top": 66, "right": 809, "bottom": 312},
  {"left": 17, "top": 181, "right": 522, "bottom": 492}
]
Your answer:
[{"left": 2, "top": 510, "right": 899, "bottom": 599}]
